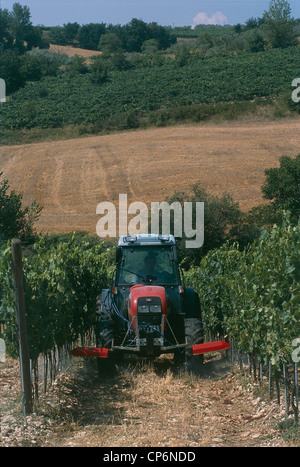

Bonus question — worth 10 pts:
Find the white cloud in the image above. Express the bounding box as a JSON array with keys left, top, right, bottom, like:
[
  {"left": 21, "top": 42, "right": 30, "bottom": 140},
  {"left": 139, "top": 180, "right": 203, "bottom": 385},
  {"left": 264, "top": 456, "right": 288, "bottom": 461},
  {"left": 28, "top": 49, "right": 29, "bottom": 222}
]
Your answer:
[{"left": 192, "top": 11, "right": 228, "bottom": 28}]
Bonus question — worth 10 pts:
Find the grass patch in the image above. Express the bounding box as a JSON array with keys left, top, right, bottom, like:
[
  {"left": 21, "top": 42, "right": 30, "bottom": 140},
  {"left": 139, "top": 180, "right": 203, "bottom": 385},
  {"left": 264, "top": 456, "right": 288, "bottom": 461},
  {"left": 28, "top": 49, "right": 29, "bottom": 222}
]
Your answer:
[{"left": 275, "top": 418, "right": 300, "bottom": 444}]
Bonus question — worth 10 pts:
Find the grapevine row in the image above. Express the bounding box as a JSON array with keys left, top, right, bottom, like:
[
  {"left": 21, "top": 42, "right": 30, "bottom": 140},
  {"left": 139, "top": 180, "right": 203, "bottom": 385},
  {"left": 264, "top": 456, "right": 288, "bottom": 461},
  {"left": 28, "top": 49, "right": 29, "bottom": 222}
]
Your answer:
[
  {"left": 185, "top": 215, "right": 300, "bottom": 370},
  {"left": 2, "top": 46, "right": 300, "bottom": 130},
  {"left": 1, "top": 219, "right": 299, "bottom": 371},
  {"left": 0, "top": 234, "right": 114, "bottom": 359}
]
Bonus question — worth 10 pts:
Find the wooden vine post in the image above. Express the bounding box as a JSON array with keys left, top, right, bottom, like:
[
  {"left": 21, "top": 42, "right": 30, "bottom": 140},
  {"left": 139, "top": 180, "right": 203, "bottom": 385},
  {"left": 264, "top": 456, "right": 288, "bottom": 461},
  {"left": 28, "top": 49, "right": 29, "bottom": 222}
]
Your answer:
[{"left": 11, "top": 239, "right": 33, "bottom": 416}]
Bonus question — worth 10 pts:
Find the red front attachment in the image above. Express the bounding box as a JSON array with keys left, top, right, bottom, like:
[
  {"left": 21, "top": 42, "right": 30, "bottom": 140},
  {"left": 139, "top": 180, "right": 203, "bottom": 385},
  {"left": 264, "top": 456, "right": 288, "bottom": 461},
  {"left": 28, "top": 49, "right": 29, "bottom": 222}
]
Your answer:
[
  {"left": 71, "top": 347, "right": 109, "bottom": 358},
  {"left": 192, "top": 340, "right": 230, "bottom": 355}
]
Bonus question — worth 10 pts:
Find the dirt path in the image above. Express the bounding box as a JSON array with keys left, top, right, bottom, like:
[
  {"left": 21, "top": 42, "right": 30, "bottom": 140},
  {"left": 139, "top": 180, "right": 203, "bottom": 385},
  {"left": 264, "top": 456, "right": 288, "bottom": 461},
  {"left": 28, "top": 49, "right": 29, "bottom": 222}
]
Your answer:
[
  {"left": 1, "top": 355, "right": 298, "bottom": 447},
  {"left": 1, "top": 118, "right": 300, "bottom": 235},
  {"left": 39, "top": 357, "right": 296, "bottom": 448}
]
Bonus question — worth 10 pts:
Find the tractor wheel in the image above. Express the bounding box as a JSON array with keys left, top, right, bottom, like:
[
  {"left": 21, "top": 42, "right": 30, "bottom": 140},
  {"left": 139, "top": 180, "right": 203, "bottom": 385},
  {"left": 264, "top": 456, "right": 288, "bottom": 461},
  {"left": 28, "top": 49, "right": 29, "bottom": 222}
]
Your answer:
[
  {"left": 184, "top": 317, "right": 204, "bottom": 370},
  {"left": 95, "top": 295, "right": 115, "bottom": 376}
]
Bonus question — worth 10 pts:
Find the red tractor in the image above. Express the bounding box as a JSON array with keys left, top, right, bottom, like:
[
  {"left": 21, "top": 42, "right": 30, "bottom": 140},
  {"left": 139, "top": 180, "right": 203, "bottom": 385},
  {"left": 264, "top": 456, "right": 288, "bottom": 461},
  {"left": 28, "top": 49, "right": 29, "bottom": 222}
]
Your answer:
[{"left": 72, "top": 234, "right": 229, "bottom": 371}]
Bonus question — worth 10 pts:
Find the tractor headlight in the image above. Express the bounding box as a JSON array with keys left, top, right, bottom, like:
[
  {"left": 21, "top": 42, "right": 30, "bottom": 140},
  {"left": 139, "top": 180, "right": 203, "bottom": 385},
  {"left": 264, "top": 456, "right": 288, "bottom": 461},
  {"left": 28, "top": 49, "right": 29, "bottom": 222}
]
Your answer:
[
  {"left": 137, "top": 298, "right": 162, "bottom": 313},
  {"left": 149, "top": 304, "right": 161, "bottom": 313},
  {"left": 138, "top": 304, "right": 150, "bottom": 313}
]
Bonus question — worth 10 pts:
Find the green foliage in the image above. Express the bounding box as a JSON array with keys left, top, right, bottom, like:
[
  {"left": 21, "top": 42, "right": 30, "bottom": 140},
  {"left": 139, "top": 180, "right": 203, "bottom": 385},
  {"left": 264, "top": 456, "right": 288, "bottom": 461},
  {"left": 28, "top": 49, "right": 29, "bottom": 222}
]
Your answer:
[
  {"left": 49, "top": 22, "right": 80, "bottom": 46},
  {"left": 0, "top": 234, "right": 114, "bottom": 359},
  {"left": 0, "top": 47, "right": 65, "bottom": 95},
  {"left": 247, "top": 31, "right": 266, "bottom": 52},
  {"left": 167, "top": 184, "right": 260, "bottom": 267},
  {"left": 67, "top": 55, "right": 89, "bottom": 76},
  {"left": 19, "top": 54, "right": 60, "bottom": 81},
  {"left": 2, "top": 46, "right": 300, "bottom": 130},
  {"left": 175, "top": 45, "right": 191, "bottom": 67},
  {"left": 263, "top": 0, "right": 297, "bottom": 48},
  {"left": 89, "top": 56, "right": 109, "bottom": 85},
  {"left": 185, "top": 214, "right": 300, "bottom": 369},
  {"left": 262, "top": 154, "right": 300, "bottom": 217},
  {"left": 0, "top": 172, "right": 42, "bottom": 245},
  {"left": 0, "top": 49, "right": 24, "bottom": 94},
  {"left": 171, "top": 25, "right": 234, "bottom": 39},
  {"left": 77, "top": 22, "right": 106, "bottom": 50},
  {"left": 98, "top": 33, "right": 123, "bottom": 53},
  {"left": 0, "top": 2, "right": 44, "bottom": 54}
]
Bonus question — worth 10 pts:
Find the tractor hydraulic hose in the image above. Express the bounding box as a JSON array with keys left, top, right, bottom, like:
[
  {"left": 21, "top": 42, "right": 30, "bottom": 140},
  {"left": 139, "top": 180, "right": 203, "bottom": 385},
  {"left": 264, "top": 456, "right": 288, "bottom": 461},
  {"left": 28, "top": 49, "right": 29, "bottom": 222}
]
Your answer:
[
  {"left": 103, "top": 290, "right": 184, "bottom": 353},
  {"left": 103, "top": 289, "right": 134, "bottom": 333}
]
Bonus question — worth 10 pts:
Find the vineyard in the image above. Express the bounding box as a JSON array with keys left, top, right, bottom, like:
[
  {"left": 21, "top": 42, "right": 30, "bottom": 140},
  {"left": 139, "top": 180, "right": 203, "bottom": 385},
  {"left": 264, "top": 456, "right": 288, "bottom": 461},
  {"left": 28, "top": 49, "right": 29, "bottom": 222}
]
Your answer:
[
  {"left": 185, "top": 215, "right": 300, "bottom": 370},
  {"left": 0, "top": 216, "right": 299, "bottom": 445},
  {"left": 1, "top": 46, "right": 300, "bottom": 132},
  {"left": 0, "top": 235, "right": 114, "bottom": 359},
  {"left": 1, "top": 216, "right": 299, "bottom": 370}
]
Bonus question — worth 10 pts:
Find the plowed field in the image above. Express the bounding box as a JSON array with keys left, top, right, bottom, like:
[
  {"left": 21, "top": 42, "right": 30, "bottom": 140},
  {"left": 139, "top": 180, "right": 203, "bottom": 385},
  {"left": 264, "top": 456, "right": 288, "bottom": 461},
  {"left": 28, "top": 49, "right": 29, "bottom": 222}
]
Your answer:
[{"left": 1, "top": 118, "right": 300, "bottom": 236}]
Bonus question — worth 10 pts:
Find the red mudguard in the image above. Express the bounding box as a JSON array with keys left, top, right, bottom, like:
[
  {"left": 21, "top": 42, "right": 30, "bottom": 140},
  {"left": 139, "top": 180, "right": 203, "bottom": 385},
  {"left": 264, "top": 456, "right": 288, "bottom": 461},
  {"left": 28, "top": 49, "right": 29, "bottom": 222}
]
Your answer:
[
  {"left": 71, "top": 347, "right": 109, "bottom": 358},
  {"left": 192, "top": 340, "right": 230, "bottom": 355}
]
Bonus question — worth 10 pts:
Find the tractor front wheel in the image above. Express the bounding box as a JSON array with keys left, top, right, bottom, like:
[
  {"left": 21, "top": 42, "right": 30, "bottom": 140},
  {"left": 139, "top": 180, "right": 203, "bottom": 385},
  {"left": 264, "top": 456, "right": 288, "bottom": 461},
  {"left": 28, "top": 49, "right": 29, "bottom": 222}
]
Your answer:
[
  {"left": 95, "top": 295, "right": 115, "bottom": 376},
  {"left": 184, "top": 317, "right": 204, "bottom": 370}
]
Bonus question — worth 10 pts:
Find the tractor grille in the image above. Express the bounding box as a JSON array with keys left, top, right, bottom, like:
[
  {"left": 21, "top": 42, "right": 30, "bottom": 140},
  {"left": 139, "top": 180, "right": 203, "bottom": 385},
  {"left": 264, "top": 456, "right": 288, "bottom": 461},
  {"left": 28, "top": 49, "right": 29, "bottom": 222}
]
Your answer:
[{"left": 137, "top": 297, "right": 162, "bottom": 345}]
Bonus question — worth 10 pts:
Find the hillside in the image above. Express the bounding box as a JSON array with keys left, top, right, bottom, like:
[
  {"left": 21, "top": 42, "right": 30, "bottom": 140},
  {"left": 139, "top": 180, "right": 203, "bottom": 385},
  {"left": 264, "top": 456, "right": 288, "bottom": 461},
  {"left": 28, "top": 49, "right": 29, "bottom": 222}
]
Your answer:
[
  {"left": 1, "top": 46, "right": 300, "bottom": 133},
  {"left": 1, "top": 118, "right": 300, "bottom": 236}
]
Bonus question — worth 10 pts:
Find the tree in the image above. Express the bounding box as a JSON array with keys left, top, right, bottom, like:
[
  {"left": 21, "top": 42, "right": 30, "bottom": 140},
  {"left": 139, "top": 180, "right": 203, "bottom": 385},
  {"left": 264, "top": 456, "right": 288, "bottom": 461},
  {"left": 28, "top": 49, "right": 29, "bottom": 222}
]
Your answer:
[
  {"left": 166, "top": 184, "right": 260, "bottom": 266},
  {"left": 90, "top": 56, "right": 109, "bottom": 84},
  {"left": 77, "top": 23, "right": 106, "bottom": 50},
  {"left": 262, "top": 154, "right": 300, "bottom": 216},
  {"left": 110, "top": 52, "right": 130, "bottom": 71},
  {"left": 233, "top": 23, "right": 243, "bottom": 34},
  {"left": 63, "top": 22, "right": 80, "bottom": 44},
  {"left": 148, "top": 22, "right": 176, "bottom": 50},
  {"left": 67, "top": 55, "right": 89, "bottom": 75},
  {"left": 263, "top": 0, "right": 297, "bottom": 48},
  {"left": 98, "top": 32, "right": 123, "bottom": 53},
  {"left": 122, "top": 18, "right": 150, "bottom": 52},
  {"left": 0, "top": 8, "right": 13, "bottom": 48},
  {"left": 141, "top": 38, "right": 159, "bottom": 54},
  {"left": 0, "top": 172, "right": 42, "bottom": 245},
  {"left": 0, "top": 3, "right": 43, "bottom": 53},
  {"left": 8, "top": 2, "right": 42, "bottom": 52},
  {"left": 48, "top": 26, "right": 68, "bottom": 45},
  {"left": 175, "top": 45, "right": 190, "bottom": 67},
  {"left": 0, "top": 49, "right": 24, "bottom": 94},
  {"left": 247, "top": 31, "right": 266, "bottom": 52},
  {"left": 245, "top": 17, "right": 259, "bottom": 30}
]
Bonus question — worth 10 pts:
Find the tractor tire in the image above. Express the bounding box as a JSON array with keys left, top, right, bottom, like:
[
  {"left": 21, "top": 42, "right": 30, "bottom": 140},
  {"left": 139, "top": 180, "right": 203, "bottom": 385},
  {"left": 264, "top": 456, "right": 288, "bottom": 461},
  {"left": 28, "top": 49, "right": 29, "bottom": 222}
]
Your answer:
[
  {"left": 95, "top": 295, "right": 115, "bottom": 376},
  {"left": 184, "top": 317, "right": 204, "bottom": 370}
]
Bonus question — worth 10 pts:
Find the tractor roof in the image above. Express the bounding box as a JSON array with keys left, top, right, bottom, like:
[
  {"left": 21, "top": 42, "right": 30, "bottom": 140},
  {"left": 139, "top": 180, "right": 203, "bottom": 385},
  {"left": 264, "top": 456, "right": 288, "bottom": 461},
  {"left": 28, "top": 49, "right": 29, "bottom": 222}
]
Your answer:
[{"left": 118, "top": 234, "right": 176, "bottom": 247}]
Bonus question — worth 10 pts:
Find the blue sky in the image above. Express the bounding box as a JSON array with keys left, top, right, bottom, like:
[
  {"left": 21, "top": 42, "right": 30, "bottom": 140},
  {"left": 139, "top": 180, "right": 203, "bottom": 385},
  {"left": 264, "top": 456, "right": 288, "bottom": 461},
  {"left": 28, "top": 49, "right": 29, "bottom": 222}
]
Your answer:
[{"left": 2, "top": 0, "right": 300, "bottom": 27}]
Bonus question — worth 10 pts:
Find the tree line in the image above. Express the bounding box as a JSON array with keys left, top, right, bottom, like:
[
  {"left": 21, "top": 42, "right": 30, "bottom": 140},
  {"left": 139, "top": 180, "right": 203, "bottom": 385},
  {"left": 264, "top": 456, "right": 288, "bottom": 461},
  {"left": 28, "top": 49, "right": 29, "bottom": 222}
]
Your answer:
[
  {"left": 0, "top": 3, "right": 176, "bottom": 54},
  {"left": 1, "top": 1, "right": 299, "bottom": 96},
  {"left": 47, "top": 19, "right": 176, "bottom": 53}
]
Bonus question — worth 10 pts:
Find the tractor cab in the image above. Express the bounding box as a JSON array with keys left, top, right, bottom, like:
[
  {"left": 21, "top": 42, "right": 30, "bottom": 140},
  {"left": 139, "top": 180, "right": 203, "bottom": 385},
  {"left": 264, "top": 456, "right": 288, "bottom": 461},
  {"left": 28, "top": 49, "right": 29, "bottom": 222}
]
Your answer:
[{"left": 115, "top": 234, "right": 182, "bottom": 288}]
